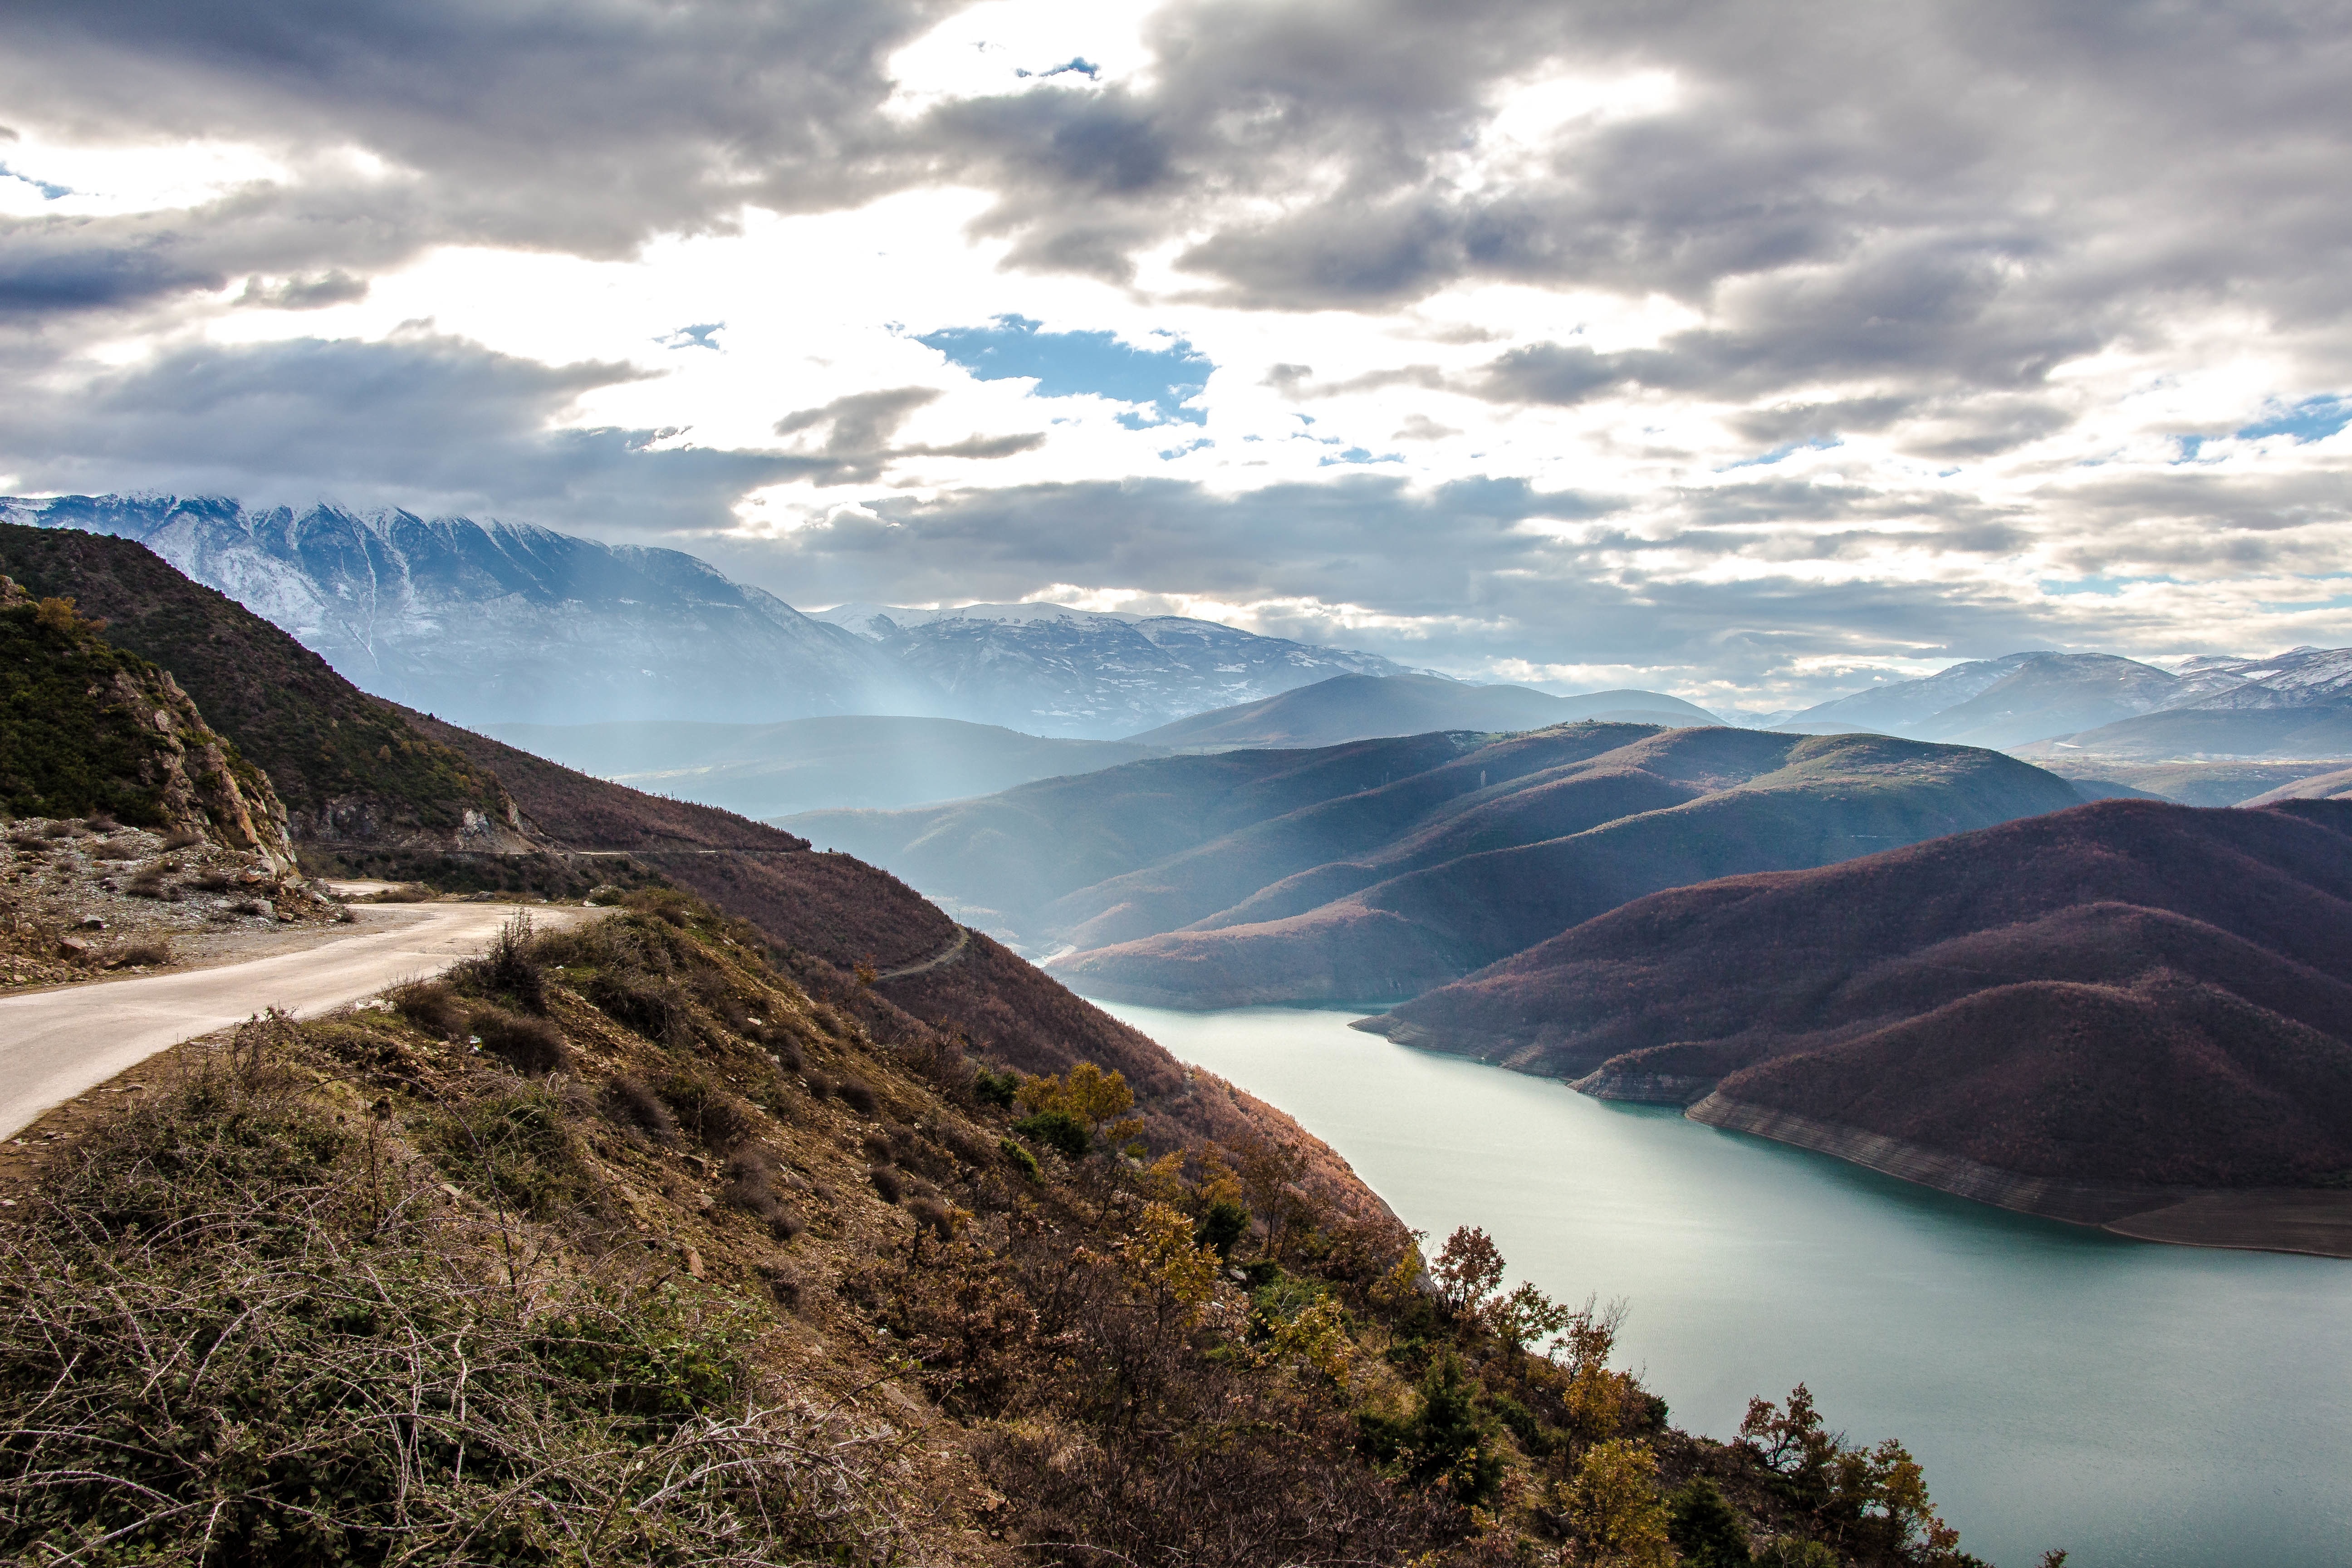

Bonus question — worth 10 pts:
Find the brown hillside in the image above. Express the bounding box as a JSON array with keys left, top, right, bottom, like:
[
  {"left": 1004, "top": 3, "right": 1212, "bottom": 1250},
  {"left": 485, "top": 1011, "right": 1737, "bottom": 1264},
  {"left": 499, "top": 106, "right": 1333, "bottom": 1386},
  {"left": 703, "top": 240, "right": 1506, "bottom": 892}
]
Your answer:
[
  {"left": 1367, "top": 799, "right": 2352, "bottom": 1190},
  {"left": 1058, "top": 731, "right": 2079, "bottom": 1007}
]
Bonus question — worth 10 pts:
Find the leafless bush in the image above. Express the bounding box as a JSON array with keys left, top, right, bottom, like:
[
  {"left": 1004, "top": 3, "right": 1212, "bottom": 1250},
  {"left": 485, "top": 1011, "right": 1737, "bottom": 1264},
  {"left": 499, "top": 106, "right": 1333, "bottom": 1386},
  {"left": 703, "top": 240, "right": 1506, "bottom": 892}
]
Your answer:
[
  {"left": 124, "top": 865, "right": 179, "bottom": 901},
  {"left": 838, "top": 1077, "right": 879, "bottom": 1117},
  {"left": 100, "top": 937, "right": 172, "bottom": 969},
  {"left": 868, "top": 1165, "right": 903, "bottom": 1205},
  {"left": 88, "top": 836, "right": 142, "bottom": 861},
  {"left": 721, "top": 1149, "right": 808, "bottom": 1242},
  {"left": 157, "top": 827, "right": 206, "bottom": 851},
  {"left": 232, "top": 897, "right": 269, "bottom": 916},
  {"left": 659, "top": 1074, "right": 760, "bottom": 1154},
  {"left": 771, "top": 1039, "right": 806, "bottom": 1075},
  {"left": 603, "top": 1074, "right": 679, "bottom": 1142},
  {"left": 0, "top": 1044, "right": 927, "bottom": 1568},
  {"left": 185, "top": 867, "right": 235, "bottom": 892},
  {"left": 470, "top": 1004, "right": 570, "bottom": 1074},
  {"left": 372, "top": 882, "right": 434, "bottom": 903},
  {"left": 391, "top": 978, "right": 468, "bottom": 1039},
  {"left": 40, "top": 820, "right": 75, "bottom": 839},
  {"left": 806, "top": 1073, "right": 835, "bottom": 1101}
]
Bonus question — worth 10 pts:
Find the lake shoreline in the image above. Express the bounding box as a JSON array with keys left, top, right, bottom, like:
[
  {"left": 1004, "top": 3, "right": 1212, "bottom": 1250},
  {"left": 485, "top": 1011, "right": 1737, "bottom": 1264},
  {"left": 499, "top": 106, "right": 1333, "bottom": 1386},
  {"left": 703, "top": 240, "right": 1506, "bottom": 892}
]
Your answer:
[{"left": 1685, "top": 1090, "right": 2352, "bottom": 1259}]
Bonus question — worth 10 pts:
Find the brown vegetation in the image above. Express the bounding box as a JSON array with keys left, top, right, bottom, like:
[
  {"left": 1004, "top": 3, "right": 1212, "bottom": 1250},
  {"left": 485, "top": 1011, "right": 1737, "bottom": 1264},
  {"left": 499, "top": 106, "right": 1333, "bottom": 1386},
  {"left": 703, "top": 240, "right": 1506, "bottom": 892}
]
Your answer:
[
  {"left": 0, "top": 893, "right": 2012, "bottom": 1567},
  {"left": 1370, "top": 798, "right": 2352, "bottom": 1191}
]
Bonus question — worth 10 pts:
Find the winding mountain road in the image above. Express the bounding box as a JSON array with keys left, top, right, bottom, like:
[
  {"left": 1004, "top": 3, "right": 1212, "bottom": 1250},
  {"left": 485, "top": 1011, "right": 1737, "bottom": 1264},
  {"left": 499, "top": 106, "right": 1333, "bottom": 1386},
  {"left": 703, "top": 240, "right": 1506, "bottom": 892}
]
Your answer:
[{"left": 0, "top": 902, "right": 590, "bottom": 1140}]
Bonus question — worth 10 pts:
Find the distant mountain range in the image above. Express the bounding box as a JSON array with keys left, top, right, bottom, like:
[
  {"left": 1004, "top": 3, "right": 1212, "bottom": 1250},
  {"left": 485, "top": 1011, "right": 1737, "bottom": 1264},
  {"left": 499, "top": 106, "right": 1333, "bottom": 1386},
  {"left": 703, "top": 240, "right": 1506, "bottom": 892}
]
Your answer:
[
  {"left": 1784, "top": 647, "right": 2352, "bottom": 759},
  {"left": 482, "top": 716, "right": 1162, "bottom": 818},
  {"left": 789, "top": 723, "right": 2080, "bottom": 1004},
  {"left": 1, "top": 495, "right": 1435, "bottom": 737},
  {"left": 1126, "top": 673, "right": 1716, "bottom": 750},
  {"left": 809, "top": 602, "right": 1421, "bottom": 737},
  {"left": 1363, "top": 797, "right": 2352, "bottom": 1209}
]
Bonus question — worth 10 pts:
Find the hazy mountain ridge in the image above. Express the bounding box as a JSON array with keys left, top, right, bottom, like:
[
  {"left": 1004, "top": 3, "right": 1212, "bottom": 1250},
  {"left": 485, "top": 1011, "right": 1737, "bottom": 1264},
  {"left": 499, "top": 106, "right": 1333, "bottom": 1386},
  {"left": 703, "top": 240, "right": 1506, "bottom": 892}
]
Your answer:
[
  {"left": 483, "top": 715, "right": 1164, "bottom": 818},
  {"left": 810, "top": 601, "right": 1421, "bottom": 738},
  {"left": 1124, "top": 673, "right": 1719, "bottom": 751},
  {"left": 788, "top": 722, "right": 2081, "bottom": 1008},
  {"left": 3, "top": 494, "right": 931, "bottom": 728},
  {"left": 1786, "top": 645, "right": 2352, "bottom": 760}
]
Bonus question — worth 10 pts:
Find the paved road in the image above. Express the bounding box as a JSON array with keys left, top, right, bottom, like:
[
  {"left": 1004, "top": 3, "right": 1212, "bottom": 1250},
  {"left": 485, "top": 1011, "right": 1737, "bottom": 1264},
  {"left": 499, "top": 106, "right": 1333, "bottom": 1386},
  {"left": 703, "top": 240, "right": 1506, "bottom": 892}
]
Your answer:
[{"left": 0, "top": 902, "right": 589, "bottom": 1140}]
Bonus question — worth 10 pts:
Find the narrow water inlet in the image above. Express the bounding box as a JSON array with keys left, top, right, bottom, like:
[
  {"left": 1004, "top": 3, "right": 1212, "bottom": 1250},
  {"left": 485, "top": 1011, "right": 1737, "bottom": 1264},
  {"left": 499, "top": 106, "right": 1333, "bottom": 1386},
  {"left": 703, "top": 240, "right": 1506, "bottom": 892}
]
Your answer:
[{"left": 1096, "top": 1000, "right": 2352, "bottom": 1568}]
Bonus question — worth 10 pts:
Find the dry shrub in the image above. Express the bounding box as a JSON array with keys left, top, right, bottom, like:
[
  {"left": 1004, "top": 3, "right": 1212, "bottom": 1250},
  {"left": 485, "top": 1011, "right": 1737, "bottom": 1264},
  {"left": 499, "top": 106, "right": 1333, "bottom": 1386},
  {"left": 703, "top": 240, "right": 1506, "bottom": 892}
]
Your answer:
[
  {"left": 758, "top": 1263, "right": 804, "bottom": 1312},
  {"left": 157, "top": 826, "right": 206, "bottom": 851},
  {"left": 124, "top": 865, "right": 179, "bottom": 901},
  {"left": 838, "top": 1077, "right": 880, "bottom": 1117},
  {"left": 185, "top": 867, "right": 234, "bottom": 893},
  {"left": 720, "top": 1149, "right": 808, "bottom": 1241},
  {"left": 771, "top": 1039, "right": 806, "bottom": 1075},
  {"left": 231, "top": 897, "right": 269, "bottom": 916},
  {"left": 88, "top": 837, "right": 142, "bottom": 861},
  {"left": 101, "top": 938, "right": 172, "bottom": 970},
  {"left": 868, "top": 1164, "right": 904, "bottom": 1205},
  {"left": 659, "top": 1075, "right": 760, "bottom": 1154},
  {"left": 40, "top": 820, "right": 75, "bottom": 839},
  {"left": 906, "top": 1195, "right": 955, "bottom": 1243},
  {"left": 602, "top": 1074, "right": 678, "bottom": 1142},
  {"left": 0, "top": 1028, "right": 923, "bottom": 1567},
  {"left": 470, "top": 1005, "right": 570, "bottom": 1075},
  {"left": 392, "top": 979, "right": 468, "bottom": 1039},
  {"left": 372, "top": 882, "right": 433, "bottom": 903},
  {"left": 449, "top": 911, "right": 548, "bottom": 1014},
  {"left": 806, "top": 1073, "right": 835, "bottom": 1101}
]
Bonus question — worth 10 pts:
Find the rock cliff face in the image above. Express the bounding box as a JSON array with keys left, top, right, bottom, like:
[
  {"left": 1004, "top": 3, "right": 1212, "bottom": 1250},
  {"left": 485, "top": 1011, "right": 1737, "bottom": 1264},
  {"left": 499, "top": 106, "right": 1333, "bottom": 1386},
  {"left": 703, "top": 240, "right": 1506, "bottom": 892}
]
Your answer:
[{"left": 0, "top": 575, "right": 295, "bottom": 869}]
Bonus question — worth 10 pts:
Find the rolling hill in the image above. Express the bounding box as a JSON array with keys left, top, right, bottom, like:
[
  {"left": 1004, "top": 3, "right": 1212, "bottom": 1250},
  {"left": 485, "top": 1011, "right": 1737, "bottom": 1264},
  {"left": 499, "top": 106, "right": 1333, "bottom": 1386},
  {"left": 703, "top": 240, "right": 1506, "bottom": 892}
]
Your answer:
[
  {"left": 791, "top": 722, "right": 2080, "bottom": 1005},
  {"left": 1124, "top": 672, "right": 1718, "bottom": 750},
  {"left": 1361, "top": 797, "right": 2352, "bottom": 1213},
  {"left": 1052, "top": 730, "right": 2081, "bottom": 1006},
  {"left": 483, "top": 715, "right": 1162, "bottom": 817}
]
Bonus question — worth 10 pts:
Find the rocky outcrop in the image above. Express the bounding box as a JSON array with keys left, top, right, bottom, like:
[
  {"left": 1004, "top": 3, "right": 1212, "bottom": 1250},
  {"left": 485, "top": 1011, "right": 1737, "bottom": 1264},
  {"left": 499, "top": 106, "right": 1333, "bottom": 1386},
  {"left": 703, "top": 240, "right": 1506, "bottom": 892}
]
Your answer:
[{"left": 0, "top": 576, "right": 296, "bottom": 870}]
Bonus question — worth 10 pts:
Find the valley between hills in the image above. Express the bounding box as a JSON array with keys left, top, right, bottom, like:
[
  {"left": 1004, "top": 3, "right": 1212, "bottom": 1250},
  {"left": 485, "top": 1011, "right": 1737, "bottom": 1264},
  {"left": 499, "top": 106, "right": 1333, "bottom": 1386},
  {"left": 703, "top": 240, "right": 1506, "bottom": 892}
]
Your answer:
[{"left": 3, "top": 499, "right": 2351, "bottom": 1567}]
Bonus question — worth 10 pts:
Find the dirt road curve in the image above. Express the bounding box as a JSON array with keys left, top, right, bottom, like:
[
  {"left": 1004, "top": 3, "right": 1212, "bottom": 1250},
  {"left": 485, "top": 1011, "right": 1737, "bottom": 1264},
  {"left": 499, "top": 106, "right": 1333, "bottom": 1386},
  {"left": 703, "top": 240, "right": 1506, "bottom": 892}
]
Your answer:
[{"left": 0, "top": 902, "right": 590, "bottom": 1141}]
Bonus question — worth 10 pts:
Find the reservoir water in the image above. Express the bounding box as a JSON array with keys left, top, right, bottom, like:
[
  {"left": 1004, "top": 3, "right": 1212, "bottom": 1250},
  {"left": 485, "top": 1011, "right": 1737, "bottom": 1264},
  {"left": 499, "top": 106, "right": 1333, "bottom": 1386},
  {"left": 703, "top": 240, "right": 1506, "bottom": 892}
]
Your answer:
[{"left": 1094, "top": 1001, "right": 2352, "bottom": 1568}]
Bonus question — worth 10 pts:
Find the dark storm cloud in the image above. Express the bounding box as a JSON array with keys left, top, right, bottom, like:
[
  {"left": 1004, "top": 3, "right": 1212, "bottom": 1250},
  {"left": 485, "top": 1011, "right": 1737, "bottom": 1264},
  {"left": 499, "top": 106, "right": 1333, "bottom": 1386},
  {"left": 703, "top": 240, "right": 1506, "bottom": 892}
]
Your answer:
[{"left": 0, "top": 333, "right": 828, "bottom": 530}]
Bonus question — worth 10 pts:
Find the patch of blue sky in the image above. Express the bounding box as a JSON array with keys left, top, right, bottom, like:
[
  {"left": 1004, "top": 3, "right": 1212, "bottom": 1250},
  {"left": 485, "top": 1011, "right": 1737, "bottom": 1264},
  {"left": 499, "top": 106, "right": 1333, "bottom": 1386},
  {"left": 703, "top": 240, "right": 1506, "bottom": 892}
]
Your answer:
[
  {"left": 2171, "top": 434, "right": 2209, "bottom": 462},
  {"left": 1720, "top": 436, "right": 1841, "bottom": 470},
  {"left": 1016, "top": 58, "right": 1099, "bottom": 80},
  {"left": 2236, "top": 394, "right": 2351, "bottom": 443},
  {"left": 918, "top": 314, "right": 1210, "bottom": 426},
  {"left": 659, "top": 323, "right": 724, "bottom": 351},
  {"left": 0, "top": 164, "right": 72, "bottom": 200},
  {"left": 2036, "top": 574, "right": 2182, "bottom": 597},
  {"left": 1157, "top": 438, "right": 1214, "bottom": 461},
  {"left": 1319, "top": 447, "right": 1404, "bottom": 466}
]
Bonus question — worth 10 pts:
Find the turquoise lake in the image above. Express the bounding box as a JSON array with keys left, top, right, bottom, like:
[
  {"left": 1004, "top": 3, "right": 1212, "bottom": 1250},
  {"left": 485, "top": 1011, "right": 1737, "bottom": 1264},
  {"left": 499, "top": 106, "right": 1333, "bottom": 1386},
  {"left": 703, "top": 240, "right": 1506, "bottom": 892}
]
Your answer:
[{"left": 1093, "top": 1000, "right": 2352, "bottom": 1568}]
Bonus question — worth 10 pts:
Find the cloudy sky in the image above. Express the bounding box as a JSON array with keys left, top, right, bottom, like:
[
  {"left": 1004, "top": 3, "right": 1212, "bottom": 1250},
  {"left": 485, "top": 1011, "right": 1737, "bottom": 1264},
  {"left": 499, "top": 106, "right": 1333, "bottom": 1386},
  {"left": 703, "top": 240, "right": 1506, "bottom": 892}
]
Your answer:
[{"left": 1, "top": 0, "right": 2347, "bottom": 711}]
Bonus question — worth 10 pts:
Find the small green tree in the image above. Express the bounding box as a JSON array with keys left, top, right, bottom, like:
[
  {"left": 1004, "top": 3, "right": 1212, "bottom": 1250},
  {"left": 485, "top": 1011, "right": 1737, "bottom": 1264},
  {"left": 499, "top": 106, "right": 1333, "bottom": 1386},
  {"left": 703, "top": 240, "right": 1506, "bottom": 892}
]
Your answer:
[
  {"left": 1357, "top": 1353, "right": 1504, "bottom": 1505},
  {"left": 1668, "top": 1476, "right": 1752, "bottom": 1567}
]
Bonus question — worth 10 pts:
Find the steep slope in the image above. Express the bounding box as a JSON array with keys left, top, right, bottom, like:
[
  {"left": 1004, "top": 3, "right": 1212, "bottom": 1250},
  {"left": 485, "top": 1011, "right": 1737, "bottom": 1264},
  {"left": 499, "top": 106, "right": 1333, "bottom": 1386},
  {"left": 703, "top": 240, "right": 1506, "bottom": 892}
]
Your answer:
[
  {"left": 811, "top": 601, "right": 1416, "bottom": 738},
  {"left": 0, "top": 575, "right": 290, "bottom": 867},
  {"left": 1056, "top": 732, "right": 2081, "bottom": 1006},
  {"left": 0, "top": 524, "right": 1341, "bottom": 1171},
  {"left": 485, "top": 715, "right": 1162, "bottom": 817},
  {"left": 5, "top": 494, "right": 936, "bottom": 727},
  {"left": 1362, "top": 799, "right": 2352, "bottom": 1211},
  {"left": 0, "top": 520, "right": 529, "bottom": 857},
  {"left": 396, "top": 710, "right": 1341, "bottom": 1164},
  {"left": 1126, "top": 673, "right": 1718, "bottom": 751}
]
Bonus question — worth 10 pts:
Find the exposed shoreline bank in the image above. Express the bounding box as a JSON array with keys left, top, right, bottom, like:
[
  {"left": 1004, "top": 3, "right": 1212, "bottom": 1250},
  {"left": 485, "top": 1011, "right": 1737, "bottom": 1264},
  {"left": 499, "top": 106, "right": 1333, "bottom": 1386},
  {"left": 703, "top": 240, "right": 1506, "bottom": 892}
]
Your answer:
[{"left": 1682, "top": 1090, "right": 2352, "bottom": 1259}]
